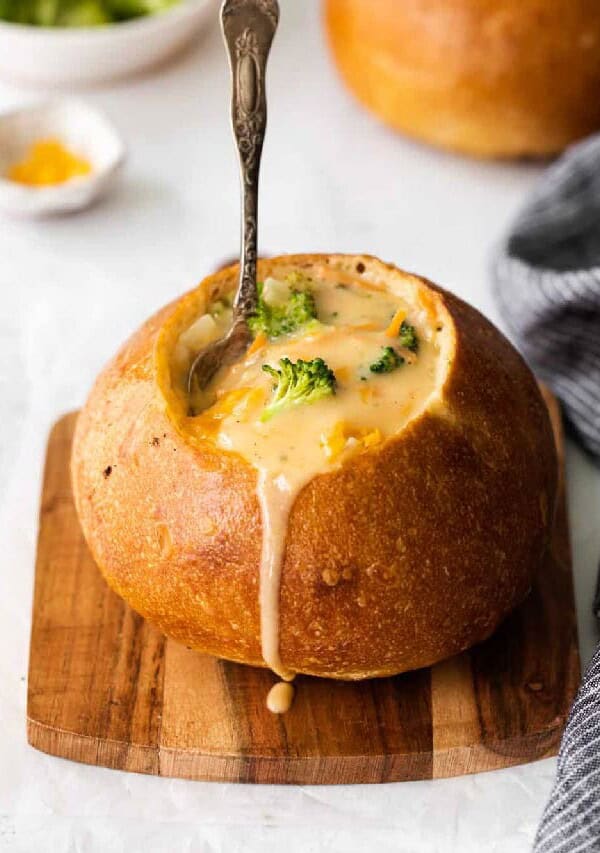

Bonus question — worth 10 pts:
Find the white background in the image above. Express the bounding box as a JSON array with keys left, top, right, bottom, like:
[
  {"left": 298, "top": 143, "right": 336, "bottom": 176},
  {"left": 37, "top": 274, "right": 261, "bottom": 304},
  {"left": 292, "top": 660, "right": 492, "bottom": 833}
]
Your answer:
[{"left": 1, "top": 2, "right": 600, "bottom": 851}]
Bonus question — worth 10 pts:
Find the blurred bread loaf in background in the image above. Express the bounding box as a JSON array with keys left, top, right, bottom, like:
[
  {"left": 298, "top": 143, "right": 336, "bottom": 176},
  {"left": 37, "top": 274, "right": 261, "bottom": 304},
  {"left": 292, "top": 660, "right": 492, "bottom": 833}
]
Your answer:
[{"left": 324, "top": 0, "right": 600, "bottom": 158}]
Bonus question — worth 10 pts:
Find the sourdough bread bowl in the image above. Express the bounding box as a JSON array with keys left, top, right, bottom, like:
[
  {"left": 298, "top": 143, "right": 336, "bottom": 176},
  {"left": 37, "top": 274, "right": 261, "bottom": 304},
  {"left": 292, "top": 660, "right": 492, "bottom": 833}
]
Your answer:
[
  {"left": 72, "top": 254, "right": 557, "bottom": 681},
  {"left": 324, "top": 0, "right": 600, "bottom": 158}
]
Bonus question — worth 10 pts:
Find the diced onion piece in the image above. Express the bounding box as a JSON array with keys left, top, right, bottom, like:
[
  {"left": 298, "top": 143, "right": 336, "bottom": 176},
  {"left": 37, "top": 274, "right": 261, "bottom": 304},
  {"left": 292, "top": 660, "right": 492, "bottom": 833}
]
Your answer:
[
  {"left": 262, "top": 277, "right": 291, "bottom": 307},
  {"left": 173, "top": 341, "right": 190, "bottom": 369},
  {"left": 179, "top": 313, "right": 218, "bottom": 351}
]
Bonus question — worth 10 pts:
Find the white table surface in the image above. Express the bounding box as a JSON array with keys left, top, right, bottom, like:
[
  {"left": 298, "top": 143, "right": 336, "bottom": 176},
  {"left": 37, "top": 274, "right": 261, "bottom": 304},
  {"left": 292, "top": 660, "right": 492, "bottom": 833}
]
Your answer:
[{"left": 1, "top": 2, "right": 599, "bottom": 851}]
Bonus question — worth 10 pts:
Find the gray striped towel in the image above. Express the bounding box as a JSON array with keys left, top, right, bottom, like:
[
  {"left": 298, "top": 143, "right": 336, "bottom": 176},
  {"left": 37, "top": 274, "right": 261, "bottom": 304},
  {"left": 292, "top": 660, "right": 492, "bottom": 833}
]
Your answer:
[{"left": 493, "top": 134, "right": 600, "bottom": 852}]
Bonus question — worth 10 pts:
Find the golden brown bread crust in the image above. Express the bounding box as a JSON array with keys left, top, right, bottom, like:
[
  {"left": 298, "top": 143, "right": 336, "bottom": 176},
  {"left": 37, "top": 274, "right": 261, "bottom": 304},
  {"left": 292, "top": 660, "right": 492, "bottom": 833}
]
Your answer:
[
  {"left": 72, "top": 254, "right": 557, "bottom": 679},
  {"left": 324, "top": 0, "right": 600, "bottom": 158}
]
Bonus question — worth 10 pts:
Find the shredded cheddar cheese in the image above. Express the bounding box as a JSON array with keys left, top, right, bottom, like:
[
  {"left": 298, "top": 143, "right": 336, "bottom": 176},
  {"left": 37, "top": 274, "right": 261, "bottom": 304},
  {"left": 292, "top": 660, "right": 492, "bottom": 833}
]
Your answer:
[
  {"left": 7, "top": 138, "right": 92, "bottom": 187},
  {"left": 362, "top": 428, "right": 382, "bottom": 448},
  {"left": 385, "top": 308, "right": 406, "bottom": 338},
  {"left": 231, "top": 387, "right": 266, "bottom": 419},
  {"left": 418, "top": 289, "right": 438, "bottom": 324},
  {"left": 321, "top": 421, "right": 384, "bottom": 461},
  {"left": 334, "top": 366, "right": 352, "bottom": 383},
  {"left": 191, "top": 387, "right": 265, "bottom": 438},
  {"left": 351, "top": 322, "right": 380, "bottom": 332},
  {"left": 247, "top": 331, "right": 268, "bottom": 356},
  {"left": 321, "top": 421, "right": 348, "bottom": 461}
]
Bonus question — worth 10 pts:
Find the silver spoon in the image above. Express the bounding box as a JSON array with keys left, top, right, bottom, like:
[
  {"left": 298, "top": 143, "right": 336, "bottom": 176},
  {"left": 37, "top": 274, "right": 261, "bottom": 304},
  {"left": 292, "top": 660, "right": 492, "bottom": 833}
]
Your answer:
[{"left": 188, "top": 0, "right": 279, "bottom": 396}]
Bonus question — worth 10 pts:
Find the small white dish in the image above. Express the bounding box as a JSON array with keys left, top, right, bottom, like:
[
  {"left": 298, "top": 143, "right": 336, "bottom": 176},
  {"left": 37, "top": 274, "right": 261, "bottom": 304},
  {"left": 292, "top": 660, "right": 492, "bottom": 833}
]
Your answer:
[
  {"left": 0, "top": 0, "right": 216, "bottom": 87},
  {"left": 0, "top": 99, "right": 126, "bottom": 217}
]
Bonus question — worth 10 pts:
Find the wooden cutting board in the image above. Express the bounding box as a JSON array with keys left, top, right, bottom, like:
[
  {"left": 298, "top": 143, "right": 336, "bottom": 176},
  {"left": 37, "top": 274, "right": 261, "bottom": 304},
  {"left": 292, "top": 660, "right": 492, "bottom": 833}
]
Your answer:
[{"left": 27, "top": 389, "right": 580, "bottom": 784}]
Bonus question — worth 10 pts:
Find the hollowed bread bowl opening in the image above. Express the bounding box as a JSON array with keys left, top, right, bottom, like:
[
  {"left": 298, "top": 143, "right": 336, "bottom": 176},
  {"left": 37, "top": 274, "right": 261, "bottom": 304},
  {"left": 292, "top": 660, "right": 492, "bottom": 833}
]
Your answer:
[{"left": 72, "top": 254, "right": 557, "bottom": 680}]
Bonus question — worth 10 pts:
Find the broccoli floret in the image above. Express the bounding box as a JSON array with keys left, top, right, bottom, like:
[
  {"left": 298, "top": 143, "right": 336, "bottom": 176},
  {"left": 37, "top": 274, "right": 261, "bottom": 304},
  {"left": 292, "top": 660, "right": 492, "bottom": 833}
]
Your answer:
[
  {"left": 398, "top": 320, "right": 419, "bottom": 353},
  {"left": 58, "top": 0, "right": 112, "bottom": 25},
  {"left": 248, "top": 283, "right": 318, "bottom": 339},
  {"left": 261, "top": 357, "right": 336, "bottom": 421},
  {"left": 0, "top": 0, "right": 179, "bottom": 25},
  {"left": 369, "top": 346, "right": 405, "bottom": 374},
  {"left": 107, "top": 0, "right": 177, "bottom": 18}
]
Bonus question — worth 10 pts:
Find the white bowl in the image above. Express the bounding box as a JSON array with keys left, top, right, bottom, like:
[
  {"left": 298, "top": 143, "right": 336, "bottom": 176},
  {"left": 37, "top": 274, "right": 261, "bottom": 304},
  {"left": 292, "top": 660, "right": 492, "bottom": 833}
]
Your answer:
[
  {"left": 0, "top": 0, "right": 216, "bottom": 87},
  {"left": 0, "top": 100, "right": 126, "bottom": 216}
]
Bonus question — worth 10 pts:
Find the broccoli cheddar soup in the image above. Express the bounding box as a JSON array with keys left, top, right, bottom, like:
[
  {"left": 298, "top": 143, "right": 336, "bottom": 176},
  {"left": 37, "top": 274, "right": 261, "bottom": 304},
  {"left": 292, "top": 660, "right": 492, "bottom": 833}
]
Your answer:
[{"left": 173, "top": 262, "right": 450, "bottom": 712}]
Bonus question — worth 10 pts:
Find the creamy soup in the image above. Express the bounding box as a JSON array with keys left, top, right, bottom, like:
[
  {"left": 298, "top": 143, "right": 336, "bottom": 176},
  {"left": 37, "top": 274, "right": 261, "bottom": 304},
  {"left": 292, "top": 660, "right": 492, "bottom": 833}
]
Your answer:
[{"left": 175, "top": 265, "right": 446, "bottom": 707}]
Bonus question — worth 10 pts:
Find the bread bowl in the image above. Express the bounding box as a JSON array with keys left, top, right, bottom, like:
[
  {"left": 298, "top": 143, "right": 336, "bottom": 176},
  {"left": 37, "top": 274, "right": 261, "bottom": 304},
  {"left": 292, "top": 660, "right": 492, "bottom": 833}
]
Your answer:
[
  {"left": 324, "top": 0, "right": 600, "bottom": 158},
  {"left": 72, "top": 254, "right": 557, "bottom": 704}
]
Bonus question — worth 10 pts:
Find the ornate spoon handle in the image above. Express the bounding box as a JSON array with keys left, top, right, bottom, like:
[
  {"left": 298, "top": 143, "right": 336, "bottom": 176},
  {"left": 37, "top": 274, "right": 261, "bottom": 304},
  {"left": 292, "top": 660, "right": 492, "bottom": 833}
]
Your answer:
[{"left": 221, "top": 0, "right": 279, "bottom": 321}]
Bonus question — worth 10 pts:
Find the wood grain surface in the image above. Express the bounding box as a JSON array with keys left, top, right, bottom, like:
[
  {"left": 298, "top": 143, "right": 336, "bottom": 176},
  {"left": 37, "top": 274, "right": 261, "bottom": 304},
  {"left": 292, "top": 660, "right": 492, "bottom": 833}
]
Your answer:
[{"left": 27, "top": 390, "right": 580, "bottom": 784}]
